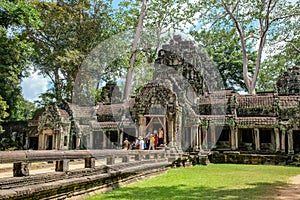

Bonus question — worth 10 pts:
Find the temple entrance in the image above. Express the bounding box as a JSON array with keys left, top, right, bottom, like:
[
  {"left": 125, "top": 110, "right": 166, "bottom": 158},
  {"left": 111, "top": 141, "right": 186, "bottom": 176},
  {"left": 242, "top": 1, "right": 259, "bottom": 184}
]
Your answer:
[
  {"left": 260, "top": 129, "right": 273, "bottom": 152},
  {"left": 238, "top": 129, "right": 254, "bottom": 151},
  {"left": 46, "top": 135, "right": 53, "bottom": 150},
  {"left": 72, "top": 135, "right": 77, "bottom": 149},
  {"left": 29, "top": 137, "right": 38, "bottom": 150},
  {"left": 216, "top": 126, "right": 230, "bottom": 150},
  {"left": 293, "top": 131, "right": 300, "bottom": 154},
  {"left": 145, "top": 115, "right": 166, "bottom": 131}
]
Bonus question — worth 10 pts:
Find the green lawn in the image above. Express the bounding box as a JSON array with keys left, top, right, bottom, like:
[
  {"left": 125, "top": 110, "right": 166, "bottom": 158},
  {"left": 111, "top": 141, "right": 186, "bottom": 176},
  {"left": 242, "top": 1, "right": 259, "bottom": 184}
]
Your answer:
[{"left": 86, "top": 164, "right": 300, "bottom": 200}]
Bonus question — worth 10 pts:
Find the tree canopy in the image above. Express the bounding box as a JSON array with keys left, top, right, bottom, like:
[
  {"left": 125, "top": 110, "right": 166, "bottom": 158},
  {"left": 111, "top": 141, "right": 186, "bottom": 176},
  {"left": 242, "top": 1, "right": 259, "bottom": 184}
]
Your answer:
[
  {"left": 193, "top": 0, "right": 300, "bottom": 94},
  {"left": 0, "top": 0, "right": 41, "bottom": 120}
]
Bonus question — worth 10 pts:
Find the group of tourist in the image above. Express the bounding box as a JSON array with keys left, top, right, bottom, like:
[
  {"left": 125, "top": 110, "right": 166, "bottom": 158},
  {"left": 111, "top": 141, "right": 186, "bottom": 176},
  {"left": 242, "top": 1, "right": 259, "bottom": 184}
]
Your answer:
[{"left": 122, "top": 128, "right": 164, "bottom": 150}]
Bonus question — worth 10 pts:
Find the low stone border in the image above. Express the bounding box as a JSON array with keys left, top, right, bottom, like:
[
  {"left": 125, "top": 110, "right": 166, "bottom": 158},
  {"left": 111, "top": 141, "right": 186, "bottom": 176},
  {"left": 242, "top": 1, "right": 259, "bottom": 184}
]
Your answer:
[{"left": 0, "top": 160, "right": 169, "bottom": 199}]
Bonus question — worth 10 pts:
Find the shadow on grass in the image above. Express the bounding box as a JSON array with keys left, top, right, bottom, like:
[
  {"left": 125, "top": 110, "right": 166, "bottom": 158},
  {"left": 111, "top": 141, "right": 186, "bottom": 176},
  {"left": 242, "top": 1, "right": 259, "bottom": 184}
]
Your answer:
[{"left": 92, "top": 181, "right": 286, "bottom": 200}]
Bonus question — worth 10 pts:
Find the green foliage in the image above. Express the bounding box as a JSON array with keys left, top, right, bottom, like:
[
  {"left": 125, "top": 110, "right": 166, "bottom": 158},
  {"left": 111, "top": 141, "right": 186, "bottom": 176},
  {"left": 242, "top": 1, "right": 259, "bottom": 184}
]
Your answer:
[
  {"left": 258, "top": 19, "right": 300, "bottom": 91},
  {"left": 27, "top": 0, "right": 121, "bottom": 103},
  {"left": 86, "top": 164, "right": 300, "bottom": 200},
  {"left": 0, "top": 0, "right": 41, "bottom": 121},
  {"left": 0, "top": 95, "right": 9, "bottom": 133},
  {"left": 191, "top": 29, "right": 256, "bottom": 92},
  {"left": 193, "top": 0, "right": 300, "bottom": 93}
]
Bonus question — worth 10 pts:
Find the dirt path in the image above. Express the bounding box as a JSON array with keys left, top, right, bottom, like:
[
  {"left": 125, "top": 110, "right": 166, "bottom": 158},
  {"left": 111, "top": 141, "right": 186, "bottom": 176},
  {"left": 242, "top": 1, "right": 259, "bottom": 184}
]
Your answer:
[{"left": 275, "top": 175, "right": 300, "bottom": 199}]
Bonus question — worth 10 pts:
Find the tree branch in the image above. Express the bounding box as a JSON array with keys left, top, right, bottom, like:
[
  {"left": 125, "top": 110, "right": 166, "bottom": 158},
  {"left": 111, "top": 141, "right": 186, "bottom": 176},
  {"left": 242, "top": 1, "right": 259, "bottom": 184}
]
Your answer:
[
  {"left": 284, "top": 39, "right": 300, "bottom": 53},
  {"left": 221, "top": 0, "right": 251, "bottom": 92}
]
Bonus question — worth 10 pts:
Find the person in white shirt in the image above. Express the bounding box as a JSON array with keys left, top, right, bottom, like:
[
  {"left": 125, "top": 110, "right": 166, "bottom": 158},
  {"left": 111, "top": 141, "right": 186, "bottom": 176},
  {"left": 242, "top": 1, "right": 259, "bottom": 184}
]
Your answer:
[{"left": 139, "top": 136, "right": 145, "bottom": 150}]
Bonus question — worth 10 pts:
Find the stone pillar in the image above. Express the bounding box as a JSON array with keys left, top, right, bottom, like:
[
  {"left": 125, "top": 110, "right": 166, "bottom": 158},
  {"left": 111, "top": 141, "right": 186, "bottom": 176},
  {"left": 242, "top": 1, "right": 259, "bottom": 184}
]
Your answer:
[
  {"left": 102, "top": 131, "right": 106, "bottom": 149},
  {"left": 254, "top": 128, "right": 260, "bottom": 151},
  {"left": 135, "top": 154, "right": 141, "bottom": 161},
  {"left": 55, "top": 160, "right": 69, "bottom": 172},
  {"left": 138, "top": 115, "right": 146, "bottom": 137},
  {"left": 281, "top": 129, "right": 286, "bottom": 152},
  {"left": 287, "top": 129, "right": 294, "bottom": 154},
  {"left": 25, "top": 135, "right": 29, "bottom": 150},
  {"left": 191, "top": 125, "right": 198, "bottom": 149},
  {"left": 167, "top": 115, "right": 174, "bottom": 144},
  {"left": 209, "top": 124, "right": 216, "bottom": 149},
  {"left": 106, "top": 156, "right": 115, "bottom": 165},
  {"left": 274, "top": 128, "right": 280, "bottom": 152},
  {"left": 89, "top": 132, "right": 94, "bottom": 149},
  {"left": 197, "top": 126, "right": 202, "bottom": 150},
  {"left": 122, "top": 155, "right": 129, "bottom": 163},
  {"left": 13, "top": 162, "right": 29, "bottom": 177},
  {"left": 230, "top": 127, "right": 238, "bottom": 150},
  {"left": 85, "top": 157, "right": 95, "bottom": 168},
  {"left": 38, "top": 132, "right": 43, "bottom": 150},
  {"left": 201, "top": 126, "right": 208, "bottom": 150}
]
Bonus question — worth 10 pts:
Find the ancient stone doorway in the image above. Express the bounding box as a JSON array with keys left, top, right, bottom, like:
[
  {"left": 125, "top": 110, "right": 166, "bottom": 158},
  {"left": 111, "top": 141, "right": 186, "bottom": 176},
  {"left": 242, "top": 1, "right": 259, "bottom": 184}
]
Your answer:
[
  {"left": 29, "top": 137, "right": 38, "bottom": 150},
  {"left": 238, "top": 129, "right": 254, "bottom": 151},
  {"left": 293, "top": 131, "right": 300, "bottom": 154},
  {"left": 46, "top": 135, "right": 53, "bottom": 150},
  {"left": 216, "top": 127, "right": 230, "bottom": 149},
  {"left": 145, "top": 115, "right": 166, "bottom": 131},
  {"left": 72, "top": 135, "right": 77, "bottom": 149},
  {"left": 145, "top": 115, "right": 167, "bottom": 143},
  {"left": 260, "top": 129, "right": 273, "bottom": 151}
]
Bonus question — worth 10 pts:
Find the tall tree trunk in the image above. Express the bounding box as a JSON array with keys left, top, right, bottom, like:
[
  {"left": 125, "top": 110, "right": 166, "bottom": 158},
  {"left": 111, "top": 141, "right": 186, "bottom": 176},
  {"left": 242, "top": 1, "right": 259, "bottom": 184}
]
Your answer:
[
  {"left": 123, "top": 0, "right": 147, "bottom": 101},
  {"left": 54, "top": 67, "right": 62, "bottom": 101}
]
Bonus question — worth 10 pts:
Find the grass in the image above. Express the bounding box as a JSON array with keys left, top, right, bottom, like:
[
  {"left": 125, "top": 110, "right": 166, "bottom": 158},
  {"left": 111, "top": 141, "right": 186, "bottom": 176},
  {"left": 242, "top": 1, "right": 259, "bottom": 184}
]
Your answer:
[{"left": 86, "top": 164, "right": 300, "bottom": 200}]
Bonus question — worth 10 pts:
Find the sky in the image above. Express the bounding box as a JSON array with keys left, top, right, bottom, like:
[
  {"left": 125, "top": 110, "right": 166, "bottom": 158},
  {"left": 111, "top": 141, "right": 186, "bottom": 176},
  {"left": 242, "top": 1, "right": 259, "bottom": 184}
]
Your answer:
[{"left": 21, "top": 70, "right": 50, "bottom": 102}]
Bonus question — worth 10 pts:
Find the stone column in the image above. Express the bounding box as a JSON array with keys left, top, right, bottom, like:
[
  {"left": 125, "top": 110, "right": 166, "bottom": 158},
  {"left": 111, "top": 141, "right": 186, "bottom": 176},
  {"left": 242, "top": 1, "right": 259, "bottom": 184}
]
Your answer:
[
  {"left": 55, "top": 160, "right": 69, "bottom": 172},
  {"left": 191, "top": 125, "right": 198, "bottom": 150},
  {"left": 201, "top": 126, "right": 208, "bottom": 150},
  {"left": 287, "top": 129, "right": 294, "bottom": 154},
  {"left": 122, "top": 155, "right": 129, "bottom": 163},
  {"left": 13, "top": 162, "right": 29, "bottom": 177},
  {"left": 230, "top": 127, "right": 238, "bottom": 150},
  {"left": 106, "top": 156, "right": 115, "bottom": 165},
  {"left": 138, "top": 115, "right": 146, "bottom": 137},
  {"left": 102, "top": 131, "right": 106, "bottom": 149},
  {"left": 89, "top": 132, "right": 94, "bottom": 149},
  {"left": 25, "top": 135, "right": 29, "bottom": 150},
  {"left": 274, "top": 128, "right": 280, "bottom": 152},
  {"left": 85, "top": 157, "right": 95, "bottom": 169},
  {"left": 167, "top": 114, "right": 175, "bottom": 147},
  {"left": 281, "top": 129, "right": 286, "bottom": 152},
  {"left": 209, "top": 124, "right": 216, "bottom": 149},
  {"left": 38, "top": 132, "right": 43, "bottom": 150},
  {"left": 254, "top": 128, "right": 260, "bottom": 151},
  {"left": 197, "top": 126, "right": 202, "bottom": 150}
]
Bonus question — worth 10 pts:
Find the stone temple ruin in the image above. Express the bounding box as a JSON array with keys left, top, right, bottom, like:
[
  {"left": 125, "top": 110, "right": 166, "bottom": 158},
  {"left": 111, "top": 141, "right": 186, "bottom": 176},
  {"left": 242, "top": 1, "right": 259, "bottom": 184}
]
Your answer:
[{"left": 4, "top": 36, "right": 300, "bottom": 164}]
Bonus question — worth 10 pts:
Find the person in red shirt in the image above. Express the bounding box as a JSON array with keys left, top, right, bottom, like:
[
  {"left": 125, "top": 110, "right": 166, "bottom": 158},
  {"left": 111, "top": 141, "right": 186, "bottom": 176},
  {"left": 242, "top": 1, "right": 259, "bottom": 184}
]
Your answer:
[{"left": 154, "top": 130, "right": 158, "bottom": 149}]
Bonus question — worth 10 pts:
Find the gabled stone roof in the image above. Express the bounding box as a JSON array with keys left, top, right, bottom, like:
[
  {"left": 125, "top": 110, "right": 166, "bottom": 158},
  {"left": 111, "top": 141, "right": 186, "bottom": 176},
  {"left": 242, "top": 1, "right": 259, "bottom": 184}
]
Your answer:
[
  {"left": 236, "top": 117, "right": 277, "bottom": 125},
  {"left": 236, "top": 95, "right": 275, "bottom": 108},
  {"left": 57, "top": 108, "right": 70, "bottom": 121},
  {"left": 279, "top": 96, "right": 300, "bottom": 108},
  {"left": 68, "top": 104, "right": 95, "bottom": 118}
]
